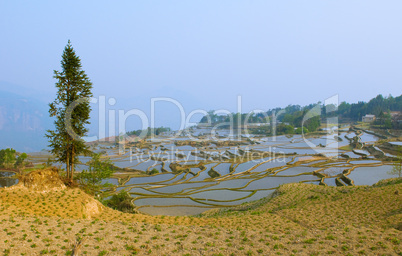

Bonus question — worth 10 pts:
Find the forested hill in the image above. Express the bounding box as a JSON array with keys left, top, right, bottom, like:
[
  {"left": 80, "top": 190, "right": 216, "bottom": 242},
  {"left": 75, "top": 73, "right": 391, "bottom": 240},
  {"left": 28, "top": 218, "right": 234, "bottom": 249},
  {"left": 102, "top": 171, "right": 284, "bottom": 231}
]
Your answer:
[
  {"left": 199, "top": 94, "right": 402, "bottom": 127},
  {"left": 337, "top": 94, "right": 401, "bottom": 121}
]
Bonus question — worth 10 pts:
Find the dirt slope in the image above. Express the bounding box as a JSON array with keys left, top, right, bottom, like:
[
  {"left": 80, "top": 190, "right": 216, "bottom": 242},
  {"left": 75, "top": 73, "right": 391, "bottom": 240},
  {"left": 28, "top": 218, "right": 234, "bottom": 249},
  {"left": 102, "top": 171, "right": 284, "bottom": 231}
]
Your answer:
[{"left": 0, "top": 170, "right": 401, "bottom": 255}]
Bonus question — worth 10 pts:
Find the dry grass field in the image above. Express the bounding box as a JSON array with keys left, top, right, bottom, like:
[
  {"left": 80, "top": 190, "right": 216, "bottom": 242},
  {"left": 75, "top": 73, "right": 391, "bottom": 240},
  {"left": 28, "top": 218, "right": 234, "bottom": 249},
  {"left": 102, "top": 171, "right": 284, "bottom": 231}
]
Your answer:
[{"left": 0, "top": 170, "right": 401, "bottom": 255}]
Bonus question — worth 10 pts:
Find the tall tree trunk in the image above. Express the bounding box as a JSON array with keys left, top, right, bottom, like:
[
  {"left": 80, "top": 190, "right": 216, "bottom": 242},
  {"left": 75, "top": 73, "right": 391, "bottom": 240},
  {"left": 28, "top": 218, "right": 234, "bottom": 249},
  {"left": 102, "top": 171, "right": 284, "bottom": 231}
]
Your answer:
[
  {"left": 71, "top": 145, "right": 75, "bottom": 182},
  {"left": 67, "top": 83, "right": 71, "bottom": 181},
  {"left": 66, "top": 150, "right": 70, "bottom": 180}
]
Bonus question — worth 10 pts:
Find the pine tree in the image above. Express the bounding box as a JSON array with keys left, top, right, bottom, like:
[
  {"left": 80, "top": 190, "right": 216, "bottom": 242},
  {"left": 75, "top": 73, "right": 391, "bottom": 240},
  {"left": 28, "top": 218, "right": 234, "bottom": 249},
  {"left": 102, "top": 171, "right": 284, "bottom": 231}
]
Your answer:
[{"left": 46, "top": 40, "right": 93, "bottom": 182}]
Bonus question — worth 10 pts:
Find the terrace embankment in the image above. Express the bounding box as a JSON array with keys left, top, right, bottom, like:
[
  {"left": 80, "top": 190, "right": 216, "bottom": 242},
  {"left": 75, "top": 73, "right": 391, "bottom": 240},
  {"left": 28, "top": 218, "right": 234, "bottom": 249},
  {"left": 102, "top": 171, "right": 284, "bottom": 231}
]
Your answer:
[{"left": 0, "top": 169, "right": 401, "bottom": 255}]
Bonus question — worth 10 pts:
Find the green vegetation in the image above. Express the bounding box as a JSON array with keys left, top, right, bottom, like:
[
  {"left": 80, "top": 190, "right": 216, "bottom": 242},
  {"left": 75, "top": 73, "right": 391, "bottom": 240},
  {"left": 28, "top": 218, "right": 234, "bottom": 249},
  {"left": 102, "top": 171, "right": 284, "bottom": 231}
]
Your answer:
[
  {"left": 146, "top": 168, "right": 159, "bottom": 175},
  {"left": 126, "top": 127, "right": 171, "bottom": 137},
  {"left": 103, "top": 191, "right": 136, "bottom": 213},
  {"left": 337, "top": 94, "right": 401, "bottom": 124},
  {"left": 372, "top": 112, "right": 394, "bottom": 129},
  {"left": 388, "top": 150, "right": 402, "bottom": 178},
  {"left": 46, "top": 40, "right": 93, "bottom": 182},
  {"left": 246, "top": 124, "right": 271, "bottom": 135},
  {"left": 294, "top": 127, "right": 309, "bottom": 134},
  {"left": 275, "top": 123, "right": 295, "bottom": 135},
  {"left": 0, "top": 148, "right": 27, "bottom": 169},
  {"left": 200, "top": 104, "right": 321, "bottom": 135},
  {"left": 281, "top": 107, "right": 320, "bottom": 132},
  {"left": 207, "top": 168, "right": 220, "bottom": 178},
  {"left": 200, "top": 94, "right": 401, "bottom": 135},
  {"left": 77, "top": 154, "right": 115, "bottom": 195},
  {"left": 199, "top": 111, "right": 269, "bottom": 128}
]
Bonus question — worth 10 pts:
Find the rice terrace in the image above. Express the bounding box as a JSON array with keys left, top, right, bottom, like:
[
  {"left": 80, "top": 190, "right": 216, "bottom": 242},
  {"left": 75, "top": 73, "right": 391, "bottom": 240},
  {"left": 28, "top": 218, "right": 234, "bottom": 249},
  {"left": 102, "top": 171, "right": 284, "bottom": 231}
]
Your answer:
[
  {"left": 1, "top": 108, "right": 401, "bottom": 255},
  {"left": 1, "top": 1, "right": 402, "bottom": 255}
]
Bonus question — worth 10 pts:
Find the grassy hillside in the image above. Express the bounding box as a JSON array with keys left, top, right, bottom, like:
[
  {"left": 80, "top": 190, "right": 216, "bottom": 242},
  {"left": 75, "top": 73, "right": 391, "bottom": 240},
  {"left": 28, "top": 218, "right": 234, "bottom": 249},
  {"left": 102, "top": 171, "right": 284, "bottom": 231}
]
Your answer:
[{"left": 0, "top": 174, "right": 401, "bottom": 255}]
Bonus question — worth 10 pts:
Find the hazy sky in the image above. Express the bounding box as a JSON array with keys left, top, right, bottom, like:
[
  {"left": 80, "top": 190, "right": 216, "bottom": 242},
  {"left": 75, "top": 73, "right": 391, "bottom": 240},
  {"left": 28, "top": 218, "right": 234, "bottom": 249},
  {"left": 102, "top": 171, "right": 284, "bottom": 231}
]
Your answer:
[{"left": 1, "top": 0, "right": 401, "bottom": 113}]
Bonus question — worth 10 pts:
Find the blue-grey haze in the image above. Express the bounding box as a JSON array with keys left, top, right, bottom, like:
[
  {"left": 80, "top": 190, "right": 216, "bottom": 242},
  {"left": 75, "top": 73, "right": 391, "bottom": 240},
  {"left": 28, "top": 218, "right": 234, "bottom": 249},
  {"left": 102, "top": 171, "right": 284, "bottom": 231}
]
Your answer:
[{"left": 1, "top": 1, "right": 401, "bottom": 151}]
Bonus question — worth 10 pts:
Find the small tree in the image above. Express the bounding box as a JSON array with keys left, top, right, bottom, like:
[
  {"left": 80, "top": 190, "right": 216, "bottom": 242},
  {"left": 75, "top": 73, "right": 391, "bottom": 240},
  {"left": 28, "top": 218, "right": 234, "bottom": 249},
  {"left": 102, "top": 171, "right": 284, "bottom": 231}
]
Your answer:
[
  {"left": 77, "top": 153, "right": 115, "bottom": 195},
  {"left": 0, "top": 148, "right": 27, "bottom": 169},
  {"left": 389, "top": 149, "right": 402, "bottom": 178},
  {"left": 14, "top": 153, "right": 27, "bottom": 168},
  {"left": 103, "top": 191, "right": 136, "bottom": 213},
  {"left": 46, "top": 40, "right": 93, "bottom": 182},
  {"left": 0, "top": 148, "right": 16, "bottom": 169}
]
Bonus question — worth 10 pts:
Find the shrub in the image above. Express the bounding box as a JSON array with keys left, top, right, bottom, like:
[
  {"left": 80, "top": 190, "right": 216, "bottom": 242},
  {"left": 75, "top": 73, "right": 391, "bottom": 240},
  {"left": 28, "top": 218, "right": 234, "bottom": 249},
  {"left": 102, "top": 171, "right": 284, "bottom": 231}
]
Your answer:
[
  {"left": 103, "top": 191, "right": 136, "bottom": 213},
  {"left": 148, "top": 168, "right": 159, "bottom": 175},
  {"left": 0, "top": 148, "right": 27, "bottom": 169},
  {"left": 77, "top": 153, "right": 115, "bottom": 195}
]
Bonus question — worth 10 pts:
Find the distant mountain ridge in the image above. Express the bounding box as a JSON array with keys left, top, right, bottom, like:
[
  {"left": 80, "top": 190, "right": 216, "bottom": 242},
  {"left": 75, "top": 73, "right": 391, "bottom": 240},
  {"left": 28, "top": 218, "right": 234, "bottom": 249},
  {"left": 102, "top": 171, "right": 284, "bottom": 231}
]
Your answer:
[
  {"left": 0, "top": 82, "right": 205, "bottom": 152},
  {"left": 0, "top": 89, "right": 52, "bottom": 152},
  {"left": 3, "top": 80, "right": 399, "bottom": 153}
]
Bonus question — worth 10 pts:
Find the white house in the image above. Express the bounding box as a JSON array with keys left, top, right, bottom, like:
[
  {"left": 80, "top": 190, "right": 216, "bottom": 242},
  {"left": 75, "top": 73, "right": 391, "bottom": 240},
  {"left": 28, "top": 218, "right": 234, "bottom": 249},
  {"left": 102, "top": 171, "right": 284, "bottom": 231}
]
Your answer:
[{"left": 362, "top": 114, "right": 376, "bottom": 123}]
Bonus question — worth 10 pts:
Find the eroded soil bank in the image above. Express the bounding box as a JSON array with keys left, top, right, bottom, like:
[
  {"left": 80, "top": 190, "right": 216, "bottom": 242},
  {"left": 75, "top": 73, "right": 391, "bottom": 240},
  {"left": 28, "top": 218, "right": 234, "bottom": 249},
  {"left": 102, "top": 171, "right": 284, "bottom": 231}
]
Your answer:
[{"left": 0, "top": 170, "right": 400, "bottom": 255}]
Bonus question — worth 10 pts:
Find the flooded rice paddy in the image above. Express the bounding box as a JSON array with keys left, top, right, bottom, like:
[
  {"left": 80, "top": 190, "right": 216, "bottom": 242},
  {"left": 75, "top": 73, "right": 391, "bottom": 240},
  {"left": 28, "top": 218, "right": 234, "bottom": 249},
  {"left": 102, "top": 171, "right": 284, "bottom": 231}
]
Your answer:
[
  {"left": 20, "top": 127, "right": 402, "bottom": 215},
  {"left": 0, "top": 171, "right": 18, "bottom": 188}
]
